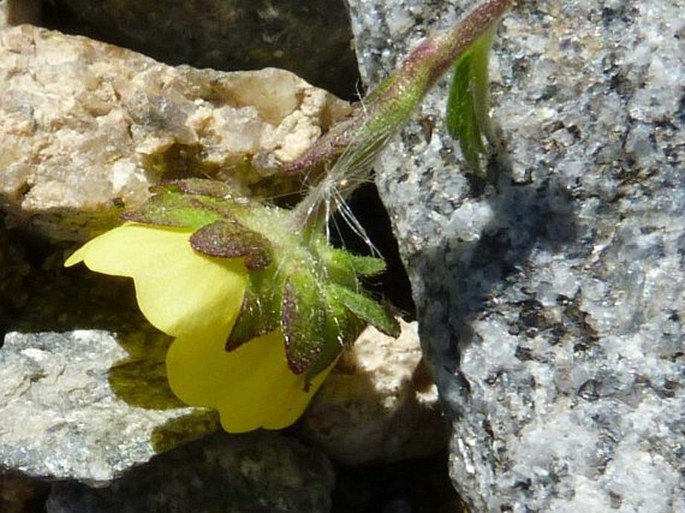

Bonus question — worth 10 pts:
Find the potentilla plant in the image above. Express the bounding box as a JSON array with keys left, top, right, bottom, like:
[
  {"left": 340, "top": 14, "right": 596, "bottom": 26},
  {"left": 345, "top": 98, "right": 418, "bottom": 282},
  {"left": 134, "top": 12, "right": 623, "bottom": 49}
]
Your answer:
[{"left": 66, "top": 0, "right": 512, "bottom": 433}]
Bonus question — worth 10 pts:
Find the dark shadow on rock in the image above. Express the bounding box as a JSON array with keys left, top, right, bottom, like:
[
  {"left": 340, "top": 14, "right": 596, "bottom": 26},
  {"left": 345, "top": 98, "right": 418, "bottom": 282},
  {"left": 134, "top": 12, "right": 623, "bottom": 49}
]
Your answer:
[
  {"left": 106, "top": 330, "right": 186, "bottom": 410},
  {"left": 330, "top": 450, "right": 467, "bottom": 513},
  {"left": 39, "top": 0, "right": 360, "bottom": 99},
  {"left": 417, "top": 147, "right": 579, "bottom": 416},
  {"left": 107, "top": 345, "right": 221, "bottom": 457},
  {"left": 47, "top": 430, "right": 334, "bottom": 513},
  {"left": 0, "top": 470, "right": 50, "bottom": 513},
  {"left": 150, "top": 410, "right": 220, "bottom": 453},
  {"left": 4, "top": 227, "right": 144, "bottom": 335}
]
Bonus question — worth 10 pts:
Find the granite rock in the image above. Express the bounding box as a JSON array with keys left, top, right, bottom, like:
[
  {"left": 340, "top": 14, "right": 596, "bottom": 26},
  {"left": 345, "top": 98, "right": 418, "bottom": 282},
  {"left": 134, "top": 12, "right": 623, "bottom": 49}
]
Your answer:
[
  {"left": 0, "top": 22, "right": 351, "bottom": 242},
  {"left": 348, "top": 0, "right": 684, "bottom": 512},
  {"left": 0, "top": 329, "right": 219, "bottom": 485},
  {"left": 45, "top": 431, "right": 334, "bottom": 513}
]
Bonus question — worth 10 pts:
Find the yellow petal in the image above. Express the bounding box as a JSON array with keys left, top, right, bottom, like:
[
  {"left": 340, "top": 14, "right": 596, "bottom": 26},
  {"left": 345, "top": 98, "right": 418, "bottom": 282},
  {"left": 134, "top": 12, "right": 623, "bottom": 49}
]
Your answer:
[
  {"left": 66, "top": 223, "right": 247, "bottom": 337},
  {"left": 167, "top": 329, "right": 334, "bottom": 433}
]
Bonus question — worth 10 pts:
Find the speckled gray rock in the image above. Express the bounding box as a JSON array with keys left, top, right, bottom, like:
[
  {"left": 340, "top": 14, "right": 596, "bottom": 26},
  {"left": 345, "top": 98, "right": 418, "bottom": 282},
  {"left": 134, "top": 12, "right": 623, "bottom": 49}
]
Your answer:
[
  {"left": 45, "top": 431, "right": 334, "bottom": 513},
  {"left": 0, "top": 330, "right": 219, "bottom": 485},
  {"left": 348, "top": 1, "right": 684, "bottom": 512}
]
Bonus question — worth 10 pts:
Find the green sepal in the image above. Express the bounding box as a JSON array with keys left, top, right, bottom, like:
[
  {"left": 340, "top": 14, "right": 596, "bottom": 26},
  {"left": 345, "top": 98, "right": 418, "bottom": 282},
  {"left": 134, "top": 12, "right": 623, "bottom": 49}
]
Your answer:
[
  {"left": 313, "top": 244, "right": 356, "bottom": 288},
  {"left": 316, "top": 245, "right": 387, "bottom": 288},
  {"left": 122, "top": 189, "right": 221, "bottom": 228},
  {"left": 225, "top": 286, "right": 279, "bottom": 351},
  {"left": 446, "top": 23, "right": 497, "bottom": 173},
  {"left": 326, "top": 283, "right": 400, "bottom": 338},
  {"left": 189, "top": 220, "right": 272, "bottom": 269},
  {"left": 303, "top": 296, "right": 362, "bottom": 389},
  {"left": 348, "top": 253, "right": 387, "bottom": 277},
  {"left": 122, "top": 182, "right": 237, "bottom": 229},
  {"left": 225, "top": 267, "right": 282, "bottom": 350},
  {"left": 282, "top": 270, "right": 326, "bottom": 375}
]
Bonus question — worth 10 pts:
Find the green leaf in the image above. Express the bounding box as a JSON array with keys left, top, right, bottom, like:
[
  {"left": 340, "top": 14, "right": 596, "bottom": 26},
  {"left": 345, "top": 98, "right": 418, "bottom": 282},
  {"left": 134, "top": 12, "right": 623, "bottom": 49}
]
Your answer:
[
  {"left": 445, "top": 23, "right": 497, "bottom": 173},
  {"left": 326, "top": 283, "right": 400, "bottom": 338},
  {"left": 122, "top": 190, "right": 223, "bottom": 228},
  {"left": 316, "top": 244, "right": 387, "bottom": 287}
]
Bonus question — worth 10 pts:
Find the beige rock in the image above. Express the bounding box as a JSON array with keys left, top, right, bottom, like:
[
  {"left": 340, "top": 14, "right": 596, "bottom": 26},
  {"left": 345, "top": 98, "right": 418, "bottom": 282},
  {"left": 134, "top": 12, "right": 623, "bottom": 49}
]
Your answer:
[
  {"left": 0, "top": 23, "right": 351, "bottom": 241},
  {"left": 298, "top": 319, "right": 449, "bottom": 465}
]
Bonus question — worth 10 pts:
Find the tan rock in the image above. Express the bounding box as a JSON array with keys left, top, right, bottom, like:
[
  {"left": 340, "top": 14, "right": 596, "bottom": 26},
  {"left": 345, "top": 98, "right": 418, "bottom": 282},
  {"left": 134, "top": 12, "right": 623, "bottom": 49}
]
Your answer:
[
  {"left": 0, "top": 24, "right": 351, "bottom": 241},
  {"left": 298, "top": 319, "right": 449, "bottom": 465}
]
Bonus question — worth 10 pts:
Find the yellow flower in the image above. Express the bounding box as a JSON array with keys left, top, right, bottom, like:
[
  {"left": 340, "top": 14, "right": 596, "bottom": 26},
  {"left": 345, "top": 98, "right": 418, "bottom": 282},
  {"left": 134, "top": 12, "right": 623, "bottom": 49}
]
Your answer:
[
  {"left": 65, "top": 222, "right": 333, "bottom": 432},
  {"left": 168, "top": 328, "right": 332, "bottom": 432}
]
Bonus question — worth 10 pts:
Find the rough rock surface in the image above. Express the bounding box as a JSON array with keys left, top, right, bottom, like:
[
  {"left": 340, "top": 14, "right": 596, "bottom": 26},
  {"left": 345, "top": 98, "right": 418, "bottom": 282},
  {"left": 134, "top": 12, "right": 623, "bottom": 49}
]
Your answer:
[
  {"left": 0, "top": 248, "right": 439, "bottom": 488},
  {"left": 299, "top": 319, "right": 448, "bottom": 465},
  {"left": 0, "top": 23, "right": 351, "bottom": 241},
  {"left": 0, "top": 330, "right": 218, "bottom": 485},
  {"left": 348, "top": 0, "right": 684, "bottom": 512},
  {"left": 45, "top": 431, "right": 334, "bottom": 513}
]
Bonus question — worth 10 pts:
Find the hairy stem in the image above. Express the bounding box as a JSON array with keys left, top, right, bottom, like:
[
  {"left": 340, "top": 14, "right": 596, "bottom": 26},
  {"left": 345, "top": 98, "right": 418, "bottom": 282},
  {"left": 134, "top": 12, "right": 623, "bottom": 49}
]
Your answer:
[{"left": 290, "top": 0, "right": 512, "bottom": 234}]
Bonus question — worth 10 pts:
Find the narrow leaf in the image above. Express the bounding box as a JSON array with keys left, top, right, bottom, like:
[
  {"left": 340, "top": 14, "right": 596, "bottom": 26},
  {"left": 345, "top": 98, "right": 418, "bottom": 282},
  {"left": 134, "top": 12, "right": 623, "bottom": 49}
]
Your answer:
[
  {"left": 303, "top": 298, "right": 362, "bottom": 386},
  {"left": 317, "top": 245, "right": 387, "bottom": 286},
  {"left": 327, "top": 283, "right": 400, "bottom": 338},
  {"left": 348, "top": 254, "right": 387, "bottom": 277},
  {"left": 446, "top": 23, "right": 498, "bottom": 172}
]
